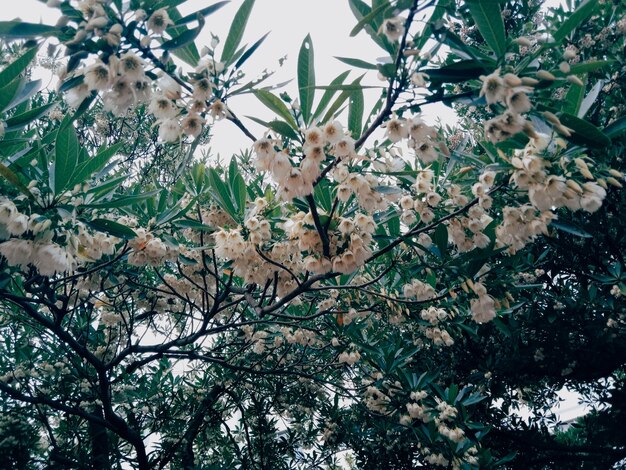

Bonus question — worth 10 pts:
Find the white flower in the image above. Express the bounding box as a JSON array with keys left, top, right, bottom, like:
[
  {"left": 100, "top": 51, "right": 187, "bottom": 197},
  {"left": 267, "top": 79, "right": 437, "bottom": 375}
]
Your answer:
[
  {"left": 479, "top": 69, "right": 506, "bottom": 105},
  {"left": 84, "top": 61, "right": 111, "bottom": 91},
  {"left": 33, "top": 243, "right": 72, "bottom": 276},
  {"left": 384, "top": 116, "right": 408, "bottom": 143},
  {"left": 0, "top": 239, "right": 33, "bottom": 268},
  {"left": 147, "top": 8, "right": 173, "bottom": 35},
  {"left": 181, "top": 113, "right": 205, "bottom": 138},
  {"left": 7, "top": 214, "right": 28, "bottom": 236},
  {"left": 118, "top": 53, "right": 145, "bottom": 81},
  {"left": 149, "top": 95, "right": 178, "bottom": 119},
  {"left": 380, "top": 17, "right": 405, "bottom": 42},
  {"left": 323, "top": 121, "right": 344, "bottom": 144},
  {"left": 158, "top": 118, "right": 181, "bottom": 143}
]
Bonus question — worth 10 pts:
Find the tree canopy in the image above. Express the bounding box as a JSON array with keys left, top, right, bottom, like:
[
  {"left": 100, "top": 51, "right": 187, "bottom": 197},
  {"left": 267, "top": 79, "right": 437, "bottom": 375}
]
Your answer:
[{"left": 0, "top": 0, "right": 625, "bottom": 468}]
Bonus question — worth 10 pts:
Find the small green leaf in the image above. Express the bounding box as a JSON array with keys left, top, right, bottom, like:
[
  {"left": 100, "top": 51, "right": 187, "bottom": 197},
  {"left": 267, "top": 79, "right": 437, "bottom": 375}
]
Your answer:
[
  {"left": 0, "top": 21, "right": 61, "bottom": 39},
  {"left": 164, "top": 8, "right": 201, "bottom": 66},
  {"left": 349, "top": 1, "right": 390, "bottom": 37},
  {"left": 0, "top": 46, "right": 38, "bottom": 85},
  {"left": 466, "top": 0, "right": 507, "bottom": 59},
  {"left": 553, "top": 0, "right": 597, "bottom": 43},
  {"left": 605, "top": 116, "right": 626, "bottom": 139},
  {"left": 0, "top": 163, "right": 33, "bottom": 198},
  {"left": 348, "top": 86, "right": 364, "bottom": 137},
  {"left": 54, "top": 124, "right": 80, "bottom": 194},
  {"left": 253, "top": 90, "right": 298, "bottom": 130},
  {"left": 312, "top": 71, "right": 350, "bottom": 122},
  {"left": 161, "top": 22, "right": 203, "bottom": 50},
  {"left": 335, "top": 57, "right": 377, "bottom": 70},
  {"left": 69, "top": 142, "right": 123, "bottom": 187},
  {"left": 208, "top": 168, "right": 239, "bottom": 221},
  {"left": 175, "top": 1, "right": 229, "bottom": 25},
  {"left": 5, "top": 102, "right": 57, "bottom": 131},
  {"left": 562, "top": 74, "right": 586, "bottom": 115},
  {"left": 88, "top": 219, "right": 136, "bottom": 240},
  {"left": 432, "top": 224, "right": 448, "bottom": 258},
  {"left": 559, "top": 112, "right": 610, "bottom": 147},
  {"left": 221, "top": 0, "right": 255, "bottom": 65},
  {"left": 234, "top": 32, "right": 269, "bottom": 69},
  {"left": 298, "top": 34, "right": 315, "bottom": 124},
  {"left": 568, "top": 60, "right": 613, "bottom": 75},
  {"left": 0, "top": 78, "right": 23, "bottom": 113},
  {"left": 551, "top": 220, "right": 593, "bottom": 238},
  {"left": 84, "top": 190, "right": 161, "bottom": 209},
  {"left": 415, "top": 0, "right": 450, "bottom": 50},
  {"left": 424, "top": 59, "right": 490, "bottom": 84},
  {"left": 348, "top": 0, "right": 389, "bottom": 52}
]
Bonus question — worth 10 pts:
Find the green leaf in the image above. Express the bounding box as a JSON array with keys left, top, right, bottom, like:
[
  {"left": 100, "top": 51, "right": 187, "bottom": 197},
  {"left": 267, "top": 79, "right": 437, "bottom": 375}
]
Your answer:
[
  {"left": 208, "top": 168, "right": 239, "bottom": 221},
  {"left": 234, "top": 32, "right": 270, "bottom": 69},
  {"left": 568, "top": 60, "right": 613, "bottom": 75},
  {"left": 297, "top": 34, "right": 315, "bottom": 124},
  {"left": 161, "top": 22, "right": 203, "bottom": 50},
  {"left": 348, "top": 86, "right": 364, "bottom": 137},
  {"left": 253, "top": 90, "right": 298, "bottom": 130},
  {"left": 221, "top": 0, "right": 255, "bottom": 65},
  {"left": 232, "top": 173, "right": 247, "bottom": 216},
  {"left": 164, "top": 8, "right": 200, "bottom": 66},
  {"left": 415, "top": 0, "right": 450, "bottom": 50},
  {"left": 54, "top": 124, "right": 80, "bottom": 194},
  {"left": 604, "top": 116, "right": 626, "bottom": 139},
  {"left": 0, "top": 21, "right": 61, "bottom": 39},
  {"left": 578, "top": 79, "right": 603, "bottom": 119},
  {"left": 88, "top": 219, "right": 136, "bottom": 240},
  {"left": 175, "top": 1, "right": 229, "bottom": 25},
  {"left": 69, "top": 142, "right": 123, "bottom": 187},
  {"left": 0, "top": 46, "right": 38, "bottom": 85},
  {"left": 553, "top": 0, "right": 597, "bottom": 43},
  {"left": 424, "top": 59, "right": 490, "bottom": 84},
  {"left": 466, "top": 0, "right": 507, "bottom": 59},
  {"left": 245, "top": 115, "right": 299, "bottom": 140},
  {"left": 0, "top": 78, "right": 23, "bottom": 113},
  {"left": 335, "top": 57, "right": 377, "bottom": 70},
  {"left": 84, "top": 190, "right": 161, "bottom": 209},
  {"left": 0, "top": 163, "right": 33, "bottom": 198},
  {"left": 558, "top": 112, "right": 610, "bottom": 147},
  {"left": 5, "top": 102, "right": 57, "bottom": 131},
  {"left": 312, "top": 71, "right": 350, "bottom": 122},
  {"left": 432, "top": 224, "right": 448, "bottom": 258},
  {"left": 349, "top": 1, "right": 390, "bottom": 37},
  {"left": 348, "top": 0, "right": 389, "bottom": 52},
  {"left": 562, "top": 75, "right": 586, "bottom": 115},
  {"left": 551, "top": 220, "right": 592, "bottom": 238}
]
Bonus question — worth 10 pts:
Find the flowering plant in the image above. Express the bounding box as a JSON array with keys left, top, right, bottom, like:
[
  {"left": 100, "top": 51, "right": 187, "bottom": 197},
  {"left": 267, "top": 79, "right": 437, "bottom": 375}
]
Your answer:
[{"left": 0, "top": 0, "right": 625, "bottom": 468}]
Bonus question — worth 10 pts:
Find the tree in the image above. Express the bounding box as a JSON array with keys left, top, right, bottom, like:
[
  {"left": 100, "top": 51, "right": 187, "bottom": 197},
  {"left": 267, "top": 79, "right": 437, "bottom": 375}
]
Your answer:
[{"left": 0, "top": 0, "right": 625, "bottom": 468}]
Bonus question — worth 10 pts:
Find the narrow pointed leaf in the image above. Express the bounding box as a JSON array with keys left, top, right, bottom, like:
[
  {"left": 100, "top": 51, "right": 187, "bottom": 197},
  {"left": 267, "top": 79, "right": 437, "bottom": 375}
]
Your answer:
[
  {"left": 466, "top": 0, "right": 507, "bottom": 58},
  {"left": 253, "top": 90, "right": 298, "bottom": 129},
  {"left": 234, "top": 32, "right": 270, "bottom": 69},
  {"left": 54, "top": 124, "right": 79, "bottom": 194},
  {"left": 221, "top": 0, "right": 255, "bottom": 64},
  {"left": 348, "top": 87, "right": 364, "bottom": 137},
  {"left": 298, "top": 34, "right": 315, "bottom": 124},
  {"left": 88, "top": 219, "right": 137, "bottom": 239},
  {"left": 0, "top": 21, "right": 61, "bottom": 39},
  {"left": 312, "top": 71, "right": 350, "bottom": 122},
  {"left": 0, "top": 46, "right": 38, "bottom": 84},
  {"left": 553, "top": 0, "right": 597, "bottom": 43},
  {"left": 176, "top": 1, "right": 229, "bottom": 25},
  {"left": 335, "top": 57, "right": 377, "bottom": 70}
]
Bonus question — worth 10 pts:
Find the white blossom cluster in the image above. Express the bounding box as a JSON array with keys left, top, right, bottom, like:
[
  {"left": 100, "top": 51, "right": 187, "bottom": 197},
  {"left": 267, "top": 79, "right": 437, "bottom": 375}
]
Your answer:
[{"left": 0, "top": 198, "right": 118, "bottom": 276}]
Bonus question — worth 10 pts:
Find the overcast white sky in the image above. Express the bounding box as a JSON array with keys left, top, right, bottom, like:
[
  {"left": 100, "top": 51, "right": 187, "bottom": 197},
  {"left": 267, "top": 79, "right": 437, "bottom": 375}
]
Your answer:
[{"left": 6, "top": 0, "right": 460, "bottom": 158}]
